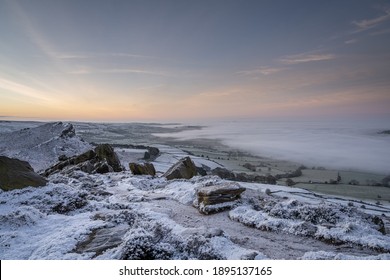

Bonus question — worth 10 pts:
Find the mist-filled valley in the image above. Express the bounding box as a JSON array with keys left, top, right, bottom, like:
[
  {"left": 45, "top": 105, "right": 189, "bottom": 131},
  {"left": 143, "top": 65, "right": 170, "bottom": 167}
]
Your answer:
[{"left": 155, "top": 118, "right": 390, "bottom": 175}]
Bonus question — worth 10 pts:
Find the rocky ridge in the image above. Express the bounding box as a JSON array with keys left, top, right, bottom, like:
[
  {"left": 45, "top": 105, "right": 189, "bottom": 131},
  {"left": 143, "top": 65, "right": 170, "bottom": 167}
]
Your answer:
[
  {"left": 0, "top": 122, "right": 91, "bottom": 171},
  {"left": 42, "top": 144, "right": 124, "bottom": 176}
]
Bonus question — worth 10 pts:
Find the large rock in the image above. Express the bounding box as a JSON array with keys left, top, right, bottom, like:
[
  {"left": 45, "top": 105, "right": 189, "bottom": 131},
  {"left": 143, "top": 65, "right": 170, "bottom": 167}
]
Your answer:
[
  {"left": 129, "top": 162, "right": 156, "bottom": 176},
  {"left": 0, "top": 156, "right": 47, "bottom": 191},
  {"left": 43, "top": 149, "right": 96, "bottom": 176},
  {"left": 143, "top": 147, "right": 160, "bottom": 160},
  {"left": 74, "top": 150, "right": 96, "bottom": 165},
  {"left": 194, "top": 182, "right": 246, "bottom": 214},
  {"left": 94, "top": 144, "right": 122, "bottom": 172},
  {"left": 43, "top": 144, "right": 123, "bottom": 176},
  {"left": 163, "top": 157, "right": 197, "bottom": 180},
  {"left": 148, "top": 147, "right": 160, "bottom": 157}
]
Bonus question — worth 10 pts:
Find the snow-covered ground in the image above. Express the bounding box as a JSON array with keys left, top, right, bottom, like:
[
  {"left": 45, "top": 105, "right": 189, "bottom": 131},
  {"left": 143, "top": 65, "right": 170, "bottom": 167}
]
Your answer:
[
  {"left": 1, "top": 170, "right": 389, "bottom": 260},
  {"left": 1, "top": 122, "right": 390, "bottom": 260}
]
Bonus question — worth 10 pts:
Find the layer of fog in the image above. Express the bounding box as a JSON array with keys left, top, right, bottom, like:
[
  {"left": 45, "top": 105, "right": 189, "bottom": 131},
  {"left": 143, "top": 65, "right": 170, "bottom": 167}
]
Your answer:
[{"left": 154, "top": 119, "right": 390, "bottom": 174}]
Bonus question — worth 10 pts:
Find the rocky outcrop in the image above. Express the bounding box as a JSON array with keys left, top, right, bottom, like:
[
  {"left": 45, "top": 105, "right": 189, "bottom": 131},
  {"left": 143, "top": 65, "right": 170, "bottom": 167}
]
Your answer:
[
  {"left": 0, "top": 156, "right": 47, "bottom": 191},
  {"left": 143, "top": 147, "right": 160, "bottom": 160},
  {"left": 163, "top": 157, "right": 197, "bottom": 180},
  {"left": 60, "top": 123, "right": 76, "bottom": 138},
  {"left": 0, "top": 122, "right": 91, "bottom": 171},
  {"left": 194, "top": 182, "right": 246, "bottom": 214},
  {"left": 43, "top": 144, "right": 123, "bottom": 176},
  {"left": 129, "top": 162, "right": 156, "bottom": 176},
  {"left": 95, "top": 144, "right": 122, "bottom": 172},
  {"left": 196, "top": 165, "right": 208, "bottom": 176},
  {"left": 211, "top": 168, "right": 276, "bottom": 185}
]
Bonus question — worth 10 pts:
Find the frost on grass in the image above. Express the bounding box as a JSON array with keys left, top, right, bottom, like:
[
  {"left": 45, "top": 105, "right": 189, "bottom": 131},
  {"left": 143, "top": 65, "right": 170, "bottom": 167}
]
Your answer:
[
  {"left": 0, "top": 183, "right": 89, "bottom": 215},
  {"left": 0, "top": 170, "right": 261, "bottom": 260},
  {"left": 0, "top": 206, "right": 43, "bottom": 228},
  {"left": 118, "top": 221, "right": 223, "bottom": 260},
  {"left": 194, "top": 200, "right": 239, "bottom": 215},
  {"left": 1, "top": 157, "right": 389, "bottom": 259},
  {"left": 229, "top": 198, "right": 390, "bottom": 252},
  {"left": 95, "top": 208, "right": 260, "bottom": 260},
  {"left": 301, "top": 251, "right": 390, "bottom": 260}
]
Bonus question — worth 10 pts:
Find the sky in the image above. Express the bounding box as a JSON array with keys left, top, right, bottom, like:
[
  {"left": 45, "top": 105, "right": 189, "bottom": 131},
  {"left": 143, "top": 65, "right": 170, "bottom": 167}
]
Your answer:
[{"left": 0, "top": 0, "right": 390, "bottom": 122}]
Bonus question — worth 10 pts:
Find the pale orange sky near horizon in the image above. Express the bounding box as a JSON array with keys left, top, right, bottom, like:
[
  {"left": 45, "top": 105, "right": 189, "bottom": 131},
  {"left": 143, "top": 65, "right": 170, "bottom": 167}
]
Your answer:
[{"left": 1, "top": 0, "right": 390, "bottom": 122}]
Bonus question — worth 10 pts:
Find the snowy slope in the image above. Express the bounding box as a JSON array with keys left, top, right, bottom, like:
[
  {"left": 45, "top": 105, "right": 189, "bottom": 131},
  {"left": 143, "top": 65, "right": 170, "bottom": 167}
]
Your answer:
[
  {"left": 0, "top": 122, "right": 91, "bottom": 172},
  {"left": 0, "top": 169, "right": 389, "bottom": 260}
]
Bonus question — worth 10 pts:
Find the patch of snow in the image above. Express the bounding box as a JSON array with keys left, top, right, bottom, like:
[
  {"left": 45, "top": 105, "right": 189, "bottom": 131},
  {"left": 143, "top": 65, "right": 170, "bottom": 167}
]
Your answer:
[
  {"left": 157, "top": 180, "right": 196, "bottom": 205},
  {"left": 0, "top": 202, "right": 104, "bottom": 259},
  {"left": 116, "top": 148, "right": 147, "bottom": 170},
  {"left": 192, "top": 157, "right": 222, "bottom": 170},
  {"left": 208, "top": 236, "right": 263, "bottom": 260},
  {"left": 151, "top": 145, "right": 223, "bottom": 173}
]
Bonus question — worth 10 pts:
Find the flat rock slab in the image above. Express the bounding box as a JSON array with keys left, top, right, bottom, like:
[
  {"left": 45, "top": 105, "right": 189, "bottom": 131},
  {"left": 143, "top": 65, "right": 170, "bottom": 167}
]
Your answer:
[
  {"left": 197, "top": 182, "right": 246, "bottom": 205},
  {"left": 75, "top": 225, "right": 129, "bottom": 257},
  {"left": 195, "top": 182, "right": 246, "bottom": 214}
]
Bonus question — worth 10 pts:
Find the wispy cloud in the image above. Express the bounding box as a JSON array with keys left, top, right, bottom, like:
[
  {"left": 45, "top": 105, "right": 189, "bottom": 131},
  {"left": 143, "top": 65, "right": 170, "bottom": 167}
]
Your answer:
[
  {"left": 344, "top": 39, "right": 358, "bottom": 44},
  {"left": 102, "top": 69, "right": 166, "bottom": 75},
  {"left": 279, "top": 53, "right": 336, "bottom": 65},
  {"left": 352, "top": 8, "right": 390, "bottom": 32},
  {"left": 0, "top": 77, "right": 52, "bottom": 101},
  {"left": 69, "top": 67, "right": 167, "bottom": 76},
  {"left": 55, "top": 52, "right": 155, "bottom": 60},
  {"left": 237, "top": 66, "right": 287, "bottom": 76},
  {"left": 7, "top": 2, "right": 50, "bottom": 56},
  {"left": 54, "top": 54, "right": 90, "bottom": 59}
]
